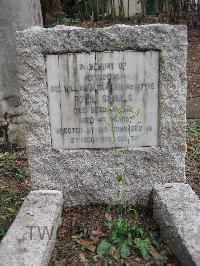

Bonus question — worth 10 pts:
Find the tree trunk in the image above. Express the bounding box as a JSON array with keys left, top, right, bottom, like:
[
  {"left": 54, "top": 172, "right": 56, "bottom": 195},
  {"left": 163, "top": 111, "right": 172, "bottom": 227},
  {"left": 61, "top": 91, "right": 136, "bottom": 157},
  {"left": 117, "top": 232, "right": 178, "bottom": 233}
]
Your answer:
[{"left": 40, "top": 0, "right": 62, "bottom": 25}]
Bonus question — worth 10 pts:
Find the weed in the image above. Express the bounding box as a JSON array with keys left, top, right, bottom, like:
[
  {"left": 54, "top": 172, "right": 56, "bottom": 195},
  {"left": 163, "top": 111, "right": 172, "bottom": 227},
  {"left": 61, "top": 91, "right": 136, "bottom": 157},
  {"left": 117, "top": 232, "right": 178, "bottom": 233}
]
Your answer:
[
  {"left": 123, "top": 201, "right": 139, "bottom": 219},
  {"left": 76, "top": 225, "right": 93, "bottom": 239},
  {"left": 105, "top": 105, "right": 140, "bottom": 204},
  {"left": 0, "top": 191, "right": 22, "bottom": 238},
  {"left": 187, "top": 118, "right": 200, "bottom": 156},
  {"left": 95, "top": 217, "right": 154, "bottom": 260},
  {"left": 106, "top": 203, "right": 114, "bottom": 212},
  {"left": 0, "top": 225, "right": 6, "bottom": 237},
  {"left": 96, "top": 240, "right": 111, "bottom": 256},
  {"left": 11, "top": 167, "right": 28, "bottom": 181},
  {"left": 2, "top": 152, "right": 13, "bottom": 161},
  {"left": 0, "top": 191, "right": 19, "bottom": 206},
  {"left": 0, "top": 151, "right": 28, "bottom": 181},
  {"left": 155, "top": 255, "right": 167, "bottom": 266},
  {"left": 134, "top": 237, "right": 152, "bottom": 261},
  {"left": 71, "top": 99, "right": 165, "bottom": 263},
  {"left": 54, "top": 11, "right": 80, "bottom": 25},
  {"left": 187, "top": 118, "right": 200, "bottom": 137}
]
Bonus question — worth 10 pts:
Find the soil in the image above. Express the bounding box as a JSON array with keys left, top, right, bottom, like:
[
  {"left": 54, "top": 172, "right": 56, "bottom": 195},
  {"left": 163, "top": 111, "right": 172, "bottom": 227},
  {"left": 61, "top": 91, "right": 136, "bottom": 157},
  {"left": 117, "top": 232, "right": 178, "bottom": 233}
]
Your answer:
[
  {"left": 49, "top": 205, "right": 179, "bottom": 266},
  {"left": 0, "top": 147, "right": 30, "bottom": 240},
  {"left": 187, "top": 30, "right": 200, "bottom": 100},
  {"left": 186, "top": 119, "right": 200, "bottom": 196}
]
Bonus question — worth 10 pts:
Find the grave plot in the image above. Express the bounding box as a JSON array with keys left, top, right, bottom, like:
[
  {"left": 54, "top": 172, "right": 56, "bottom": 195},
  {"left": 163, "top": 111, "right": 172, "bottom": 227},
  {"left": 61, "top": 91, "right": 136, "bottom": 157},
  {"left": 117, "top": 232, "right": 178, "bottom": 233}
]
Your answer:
[
  {"left": 49, "top": 204, "right": 179, "bottom": 265},
  {"left": 2, "top": 23, "right": 197, "bottom": 266}
]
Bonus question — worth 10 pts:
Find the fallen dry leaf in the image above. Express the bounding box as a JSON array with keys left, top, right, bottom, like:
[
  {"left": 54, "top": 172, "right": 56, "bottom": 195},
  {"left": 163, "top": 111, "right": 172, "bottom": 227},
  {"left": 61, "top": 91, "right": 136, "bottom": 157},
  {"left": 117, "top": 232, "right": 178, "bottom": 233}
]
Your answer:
[
  {"left": 187, "top": 145, "right": 195, "bottom": 153},
  {"left": 105, "top": 212, "right": 112, "bottom": 221},
  {"left": 150, "top": 249, "right": 161, "bottom": 260},
  {"left": 79, "top": 252, "right": 86, "bottom": 263},
  {"left": 92, "top": 230, "right": 101, "bottom": 236},
  {"left": 92, "top": 236, "right": 100, "bottom": 245},
  {"left": 73, "top": 238, "right": 96, "bottom": 252}
]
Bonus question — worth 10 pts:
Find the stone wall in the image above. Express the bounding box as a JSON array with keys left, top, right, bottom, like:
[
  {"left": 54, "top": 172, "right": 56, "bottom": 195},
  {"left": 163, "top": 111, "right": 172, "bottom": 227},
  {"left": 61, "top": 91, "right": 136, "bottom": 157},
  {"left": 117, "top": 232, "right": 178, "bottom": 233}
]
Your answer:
[{"left": 0, "top": 0, "right": 43, "bottom": 147}]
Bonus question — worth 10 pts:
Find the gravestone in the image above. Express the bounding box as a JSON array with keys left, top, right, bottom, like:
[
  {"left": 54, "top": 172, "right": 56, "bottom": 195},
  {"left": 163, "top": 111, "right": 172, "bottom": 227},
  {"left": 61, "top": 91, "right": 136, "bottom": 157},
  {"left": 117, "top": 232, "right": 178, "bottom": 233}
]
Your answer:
[
  {"left": 0, "top": 0, "right": 43, "bottom": 146},
  {"left": 16, "top": 24, "right": 187, "bottom": 206}
]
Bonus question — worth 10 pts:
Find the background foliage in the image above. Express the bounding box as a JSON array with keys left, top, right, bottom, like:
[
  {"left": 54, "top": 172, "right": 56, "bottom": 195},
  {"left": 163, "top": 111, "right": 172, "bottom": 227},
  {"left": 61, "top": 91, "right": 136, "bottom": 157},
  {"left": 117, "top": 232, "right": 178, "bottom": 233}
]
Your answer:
[{"left": 40, "top": 0, "right": 200, "bottom": 27}]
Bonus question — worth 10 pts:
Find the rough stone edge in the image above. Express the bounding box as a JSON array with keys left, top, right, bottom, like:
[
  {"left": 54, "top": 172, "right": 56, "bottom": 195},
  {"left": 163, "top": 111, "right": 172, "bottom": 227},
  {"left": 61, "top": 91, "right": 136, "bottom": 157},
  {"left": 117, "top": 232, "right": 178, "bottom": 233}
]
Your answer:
[
  {"left": 153, "top": 183, "right": 200, "bottom": 266},
  {"left": 16, "top": 24, "right": 188, "bottom": 206},
  {"left": 0, "top": 190, "right": 63, "bottom": 266}
]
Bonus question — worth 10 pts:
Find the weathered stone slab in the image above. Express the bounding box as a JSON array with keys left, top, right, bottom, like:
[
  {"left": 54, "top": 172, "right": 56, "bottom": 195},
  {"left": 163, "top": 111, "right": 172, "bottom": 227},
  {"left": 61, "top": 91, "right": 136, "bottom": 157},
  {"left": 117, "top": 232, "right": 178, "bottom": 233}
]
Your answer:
[
  {"left": 0, "top": 0, "right": 43, "bottom": 147},
  {"left": 153, "top": 183, "right": 200, "bottom": 266},
  {"left": 47, "top": 51, "right": 159, "bottom": 149},
  {"left": 0, "top": 190, "right": 63, "bottom": 266},
  {"left": 16, "top": 24, "right": 187, "bottom": 206}
]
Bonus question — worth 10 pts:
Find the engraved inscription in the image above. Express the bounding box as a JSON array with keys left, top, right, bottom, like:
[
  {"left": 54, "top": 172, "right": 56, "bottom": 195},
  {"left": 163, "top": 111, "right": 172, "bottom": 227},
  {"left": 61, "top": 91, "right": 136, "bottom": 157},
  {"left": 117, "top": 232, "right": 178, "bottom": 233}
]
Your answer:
[{"left": 46, "top": 51, "right": 159, "bottom": 149}]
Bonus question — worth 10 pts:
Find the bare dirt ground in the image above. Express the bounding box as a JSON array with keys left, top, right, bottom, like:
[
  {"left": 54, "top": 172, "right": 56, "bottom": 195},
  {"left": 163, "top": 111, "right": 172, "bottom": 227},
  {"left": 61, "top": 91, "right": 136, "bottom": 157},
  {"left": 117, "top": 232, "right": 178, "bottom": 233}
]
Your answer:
[
  {"left": 187, "top": 30, "right": 200, "bottom": 100},
  {"left": 0, "top": 149, "right": 30, "bottom": 239},
  {"left": 49, "top": 205, "right": 179, "bottom": 266},
  {"left": 186, "top": 118, "right": 200, "bottom": 196}
]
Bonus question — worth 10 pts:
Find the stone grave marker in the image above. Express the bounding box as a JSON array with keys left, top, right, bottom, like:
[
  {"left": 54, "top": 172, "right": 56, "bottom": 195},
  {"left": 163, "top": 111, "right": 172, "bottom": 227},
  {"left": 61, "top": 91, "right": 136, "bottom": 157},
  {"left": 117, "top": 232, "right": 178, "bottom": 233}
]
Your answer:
[{"left": 16, "top": 24, "right": 187, "bottom": 206}]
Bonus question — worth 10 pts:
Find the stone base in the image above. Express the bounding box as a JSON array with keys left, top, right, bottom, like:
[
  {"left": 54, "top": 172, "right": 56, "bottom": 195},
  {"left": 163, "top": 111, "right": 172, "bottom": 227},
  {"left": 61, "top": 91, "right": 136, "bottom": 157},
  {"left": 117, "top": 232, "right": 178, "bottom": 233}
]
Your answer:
[
  {"left": 153, "top": 183, "right": 200, "bottom": 266},
  {"left": 0, "top": 190, "right": 63, "bottom": 266}
]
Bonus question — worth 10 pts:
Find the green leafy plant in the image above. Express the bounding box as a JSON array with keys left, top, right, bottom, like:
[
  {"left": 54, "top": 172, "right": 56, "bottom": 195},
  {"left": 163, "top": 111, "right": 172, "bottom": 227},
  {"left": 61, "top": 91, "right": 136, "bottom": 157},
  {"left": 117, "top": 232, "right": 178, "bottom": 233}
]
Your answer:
[
  {"left": 97, "top": 240, "right": 111, "bottom": 256},
  {"left": 71, "top": 99, "right": 166, "bottom": 263},
  {"left": 2, "top": 152, "right": 13, "bottom": 161},
  {"left": 11, "top": 167, "right": 28, "bottom": 181},
  {"left": 54, "top": 11, "right": 80, "bottom": 25},
  {"left": 123, "top": 201, "right": 139, "bottom": 219},
  {"left": 0, "top": 225, "right": 6, "bottom": 237},
  {"left": 76, "top": 225, "right": 93, "bottom": 239},
  {"left": 105, "top": 104, "right": 140, "bottom": 215},
  {"left": 134, "top": 237, "right": 152, "bottom": 261},
  {"left": 187, "top": 118, "right": 200, "bottom": 156},
  {"left": 106, "top": 203, "right": 114, "bottom": 212},
  {"left": 102, "top": 217, "right": 153, "bottom": 259},
  {"left": 0, "top": 191, "right": 23, "bottom": 239},
  {"left": 0, "top": 151, "right": 28, "bottom": 181},
  {"left": 187, "top": 118, "right": 200, "bottom": 137},
  {"left": 103, "top": 259, "right": 113, "bottom": 266},
  {"left": 154, "top": 255, "right": 167, "bottom": 266},
  {"left": 0, "top": 191, "right": 19, "bottom": 207}
]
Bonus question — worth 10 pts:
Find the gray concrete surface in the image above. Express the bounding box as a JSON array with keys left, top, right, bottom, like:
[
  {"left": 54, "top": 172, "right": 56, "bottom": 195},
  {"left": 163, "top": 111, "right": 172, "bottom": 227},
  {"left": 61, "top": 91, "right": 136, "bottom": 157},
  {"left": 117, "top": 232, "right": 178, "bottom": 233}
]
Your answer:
[
  {"left": 153, "top": 183, "right": 200, "bottom": 266},
  {"left": 0, "top": 190, "right": 63, "bottom": 266}
]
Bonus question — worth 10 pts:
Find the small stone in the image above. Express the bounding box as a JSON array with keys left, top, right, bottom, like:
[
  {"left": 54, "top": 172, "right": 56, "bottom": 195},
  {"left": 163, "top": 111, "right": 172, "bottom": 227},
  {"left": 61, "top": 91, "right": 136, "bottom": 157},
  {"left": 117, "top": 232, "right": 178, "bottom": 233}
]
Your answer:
[{"left": 26, "top": 211, "right": 33, "bottom": 216}]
